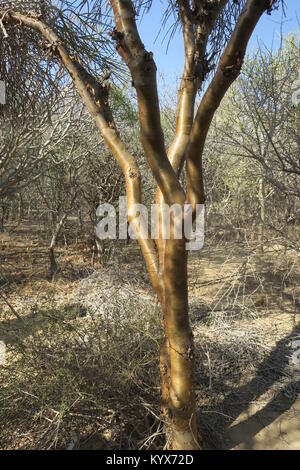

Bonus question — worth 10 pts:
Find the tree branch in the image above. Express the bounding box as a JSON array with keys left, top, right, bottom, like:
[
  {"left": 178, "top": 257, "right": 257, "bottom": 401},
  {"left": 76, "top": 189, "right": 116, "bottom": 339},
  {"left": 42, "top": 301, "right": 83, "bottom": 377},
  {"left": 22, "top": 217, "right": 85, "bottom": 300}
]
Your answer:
[
  {"left": 110, "top": 0, "right": 185, "bottom": 206},
  {"left": 168, "top": 0, "right": 228, "bottom": 176},
  {"left": 0, "top": 8, "right": 162, "bottom": 295},
  {"left": 186, "top": 0, "right": 270, "bottom": 213}
]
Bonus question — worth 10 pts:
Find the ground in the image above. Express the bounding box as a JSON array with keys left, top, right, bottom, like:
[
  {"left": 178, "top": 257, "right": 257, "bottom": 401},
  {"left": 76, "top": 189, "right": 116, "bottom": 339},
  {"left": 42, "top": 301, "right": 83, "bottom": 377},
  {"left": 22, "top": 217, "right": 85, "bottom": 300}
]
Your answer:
[
  {"left": 189, "top": 244, "right": 300, "bottom": 450},
  {"left": 0, "top": 220, "right": 299, "bottom": 449}
]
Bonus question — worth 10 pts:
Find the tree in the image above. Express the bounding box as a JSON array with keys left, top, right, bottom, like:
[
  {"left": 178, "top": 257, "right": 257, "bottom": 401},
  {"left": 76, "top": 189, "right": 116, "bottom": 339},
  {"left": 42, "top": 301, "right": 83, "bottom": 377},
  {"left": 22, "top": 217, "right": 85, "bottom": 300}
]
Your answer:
[
  {"left": 0, "top": 0, "right": 281, "bottom": 450},
  {"left": 0, "top": 73, "right": 69, "bottom": 198},
  {"left": 210, "top": 36, "right": 300, "bottom": 248},
  {"left": 215, "top": 36, "right": 300, "bottom": 200}
]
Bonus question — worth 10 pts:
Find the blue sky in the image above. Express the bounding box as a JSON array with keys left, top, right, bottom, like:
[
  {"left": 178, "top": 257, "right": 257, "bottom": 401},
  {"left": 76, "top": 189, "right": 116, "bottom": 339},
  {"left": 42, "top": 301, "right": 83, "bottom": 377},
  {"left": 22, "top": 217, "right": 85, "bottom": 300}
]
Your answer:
[{"left": 138, "top": 0, "right": 300, "bottom": 83}]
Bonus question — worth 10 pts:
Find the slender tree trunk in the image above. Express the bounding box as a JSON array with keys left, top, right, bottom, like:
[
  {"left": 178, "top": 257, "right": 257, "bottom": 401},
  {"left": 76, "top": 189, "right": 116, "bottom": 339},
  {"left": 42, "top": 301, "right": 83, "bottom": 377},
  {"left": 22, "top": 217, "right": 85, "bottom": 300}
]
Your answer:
[
  {"left": 49, "top": 245, "right": 58, "bottom": 278},
  {"left": 77, "top": 203, "right": 83, "bottom": 233},
  {"left": 163, "top": 238, "right": 198, "bottom": 449},
  {"left": 159, "top": 333, "right": 170, "bottom": 420},
  {"left": 95, "top": 232, "right": 103, "bottom": 262},
  {"left": 258, "top": 177, "right": 265, "bottom": 252},
  {"left": 27, "top": 200, "right": 31, "bottom": 219},
  {"left": 49, "top": 212, "right": 68, "bottom": 278},
  {"left": 18, "top": 193, "right": 24, "bottom": 221},
  {"left": 156, "top": 211, "right": 199, "bottom": 449},
  {"left": 0, "top": 202, "right": 9, "bottom": 231}
]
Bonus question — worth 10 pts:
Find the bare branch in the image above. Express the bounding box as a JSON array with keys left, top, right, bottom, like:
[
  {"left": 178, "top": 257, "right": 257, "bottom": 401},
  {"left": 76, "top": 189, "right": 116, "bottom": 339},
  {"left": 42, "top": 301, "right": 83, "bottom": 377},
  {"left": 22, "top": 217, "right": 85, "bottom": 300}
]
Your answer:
[{"left": 186, "top": 0, "right": 271, "bottom": 212}]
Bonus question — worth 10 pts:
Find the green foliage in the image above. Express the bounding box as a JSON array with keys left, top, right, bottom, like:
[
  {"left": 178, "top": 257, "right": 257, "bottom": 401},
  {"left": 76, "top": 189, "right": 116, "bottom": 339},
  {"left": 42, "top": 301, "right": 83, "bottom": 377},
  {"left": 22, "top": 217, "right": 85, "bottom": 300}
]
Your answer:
[{"left": 110, "top": 86, "right": 139, "bottom": 127}]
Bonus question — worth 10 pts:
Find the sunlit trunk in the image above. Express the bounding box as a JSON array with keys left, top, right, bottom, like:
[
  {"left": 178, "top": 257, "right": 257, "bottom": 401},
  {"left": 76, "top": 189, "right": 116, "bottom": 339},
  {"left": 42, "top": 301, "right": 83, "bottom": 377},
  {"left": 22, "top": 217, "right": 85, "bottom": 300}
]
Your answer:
[
  {"left": 163, "top": 238, "right": 198, "bottom": 450},
  {"left": 3, "top": 0, "right": 269, "bottom": 450}
]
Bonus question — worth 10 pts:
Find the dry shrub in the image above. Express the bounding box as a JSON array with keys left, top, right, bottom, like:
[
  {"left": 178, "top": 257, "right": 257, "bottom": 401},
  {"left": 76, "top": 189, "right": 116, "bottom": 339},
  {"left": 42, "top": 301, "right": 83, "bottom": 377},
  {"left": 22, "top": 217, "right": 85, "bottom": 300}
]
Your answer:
[
  {"left": 188, "top": 244, "right": 300, "bottom": 449},
  {"left": 1, "top": 246, "right": 299, "bottom": 450},
  {"left": 0, "top": 268, "right": 163, "bottom": 450}
]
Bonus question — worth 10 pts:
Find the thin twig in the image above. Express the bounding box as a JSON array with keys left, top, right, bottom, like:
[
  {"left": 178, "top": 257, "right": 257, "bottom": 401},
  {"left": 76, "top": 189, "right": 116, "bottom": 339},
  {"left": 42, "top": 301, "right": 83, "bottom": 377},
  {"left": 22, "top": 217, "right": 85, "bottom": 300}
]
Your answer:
[{"left": 0, "top": 291, "right": 24, "bottom": 323}]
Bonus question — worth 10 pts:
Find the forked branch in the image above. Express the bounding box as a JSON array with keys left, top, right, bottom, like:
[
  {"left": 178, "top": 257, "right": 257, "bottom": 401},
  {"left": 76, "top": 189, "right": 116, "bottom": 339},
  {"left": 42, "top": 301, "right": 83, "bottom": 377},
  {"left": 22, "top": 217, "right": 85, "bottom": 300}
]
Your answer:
[
  {"left": 186, "top": 0, "right": 272, "bottom": 212},
  {"left": 110, "top": 0, "right": 185, "bottom": 206}
]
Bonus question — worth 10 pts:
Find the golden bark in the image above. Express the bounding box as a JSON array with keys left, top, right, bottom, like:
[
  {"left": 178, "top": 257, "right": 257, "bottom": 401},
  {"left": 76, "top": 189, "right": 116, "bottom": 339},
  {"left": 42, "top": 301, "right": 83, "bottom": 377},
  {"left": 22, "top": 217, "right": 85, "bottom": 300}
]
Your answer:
[
  {"left": 164, "top": 237, "right": 199, "bottom": 449},
  {"left": 1, "top": 0, "right": 271, "bottom": 450},
  {"left": 186, "top": 0, "right": 270, "bottom": 215},
  {"left": 110, "top": 0, "right": 185, "bottom": 207}
]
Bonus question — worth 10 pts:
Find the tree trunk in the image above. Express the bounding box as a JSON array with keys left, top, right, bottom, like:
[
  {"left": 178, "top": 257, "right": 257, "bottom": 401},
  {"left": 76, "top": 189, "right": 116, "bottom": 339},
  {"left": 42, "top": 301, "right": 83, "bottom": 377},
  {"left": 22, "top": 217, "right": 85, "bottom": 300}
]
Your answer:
[
  {"left": 49, "top": 212, "right": 68, "bottom": 278},
  {"left": 49, "top": 246, "right": 58, "bottom": 279},
  {"left": 27, "top": 200, "right": 31, "bottom": 219},
  {"left": 0, "top": 202, "right": 9, "bottom": 231},
  {"left": 258, "top": 177, "right": 265, "bottom": 253},
  {"left": 77, "top": 203, "right": 83, "bottom": 233},
  {"left": 18, "top": 193, "right": 24, "bottom": 221},
  {"left": 162, "top": 238, "right": 199, "bottom": 450},
  {"left": 3, "top": 0, "right": 269, "bottom": 450},
  {"left": 155, "top": 208, "right": 199, "bottom": 449}
]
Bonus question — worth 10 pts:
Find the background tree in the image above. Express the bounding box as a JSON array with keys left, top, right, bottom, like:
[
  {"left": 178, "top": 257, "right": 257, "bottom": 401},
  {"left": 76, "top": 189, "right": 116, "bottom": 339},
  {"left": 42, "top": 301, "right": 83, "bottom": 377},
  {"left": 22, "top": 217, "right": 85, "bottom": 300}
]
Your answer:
[
  {"left": 210, "top": 35, "right": 300, "bottom": 248},
  {"left": 0, "top": 72, "right": 70, "bottom": 199}
]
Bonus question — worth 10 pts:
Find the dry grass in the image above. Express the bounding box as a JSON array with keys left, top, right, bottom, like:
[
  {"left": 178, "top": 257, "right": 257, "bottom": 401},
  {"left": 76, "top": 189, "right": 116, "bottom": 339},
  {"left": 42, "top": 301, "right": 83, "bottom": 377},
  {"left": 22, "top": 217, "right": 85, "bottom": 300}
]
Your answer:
[
  {"left": 0, "top": 262, "right": 164, "bottom": 450},
  {"left": 0, "top": 225, "right": 300, "bottom": 450},
  {"left": 188, "top": 242, "right": 300, "bottom": 449}
]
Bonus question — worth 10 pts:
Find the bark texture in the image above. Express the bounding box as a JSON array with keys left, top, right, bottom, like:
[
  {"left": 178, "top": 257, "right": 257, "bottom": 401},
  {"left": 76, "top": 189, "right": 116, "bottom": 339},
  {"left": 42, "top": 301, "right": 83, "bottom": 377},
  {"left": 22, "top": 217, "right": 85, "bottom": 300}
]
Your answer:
[{"left": 1, "top": 0, "right": 272, "bottom": 450}]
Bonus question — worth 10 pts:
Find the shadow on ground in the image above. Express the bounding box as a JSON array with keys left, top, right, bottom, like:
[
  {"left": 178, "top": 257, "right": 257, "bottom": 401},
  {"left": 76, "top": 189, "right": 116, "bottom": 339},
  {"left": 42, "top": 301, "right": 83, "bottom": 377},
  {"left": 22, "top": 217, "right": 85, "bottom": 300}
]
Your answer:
[{"left": 198, "top": 322, "right": 300, "bottom": 449}]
